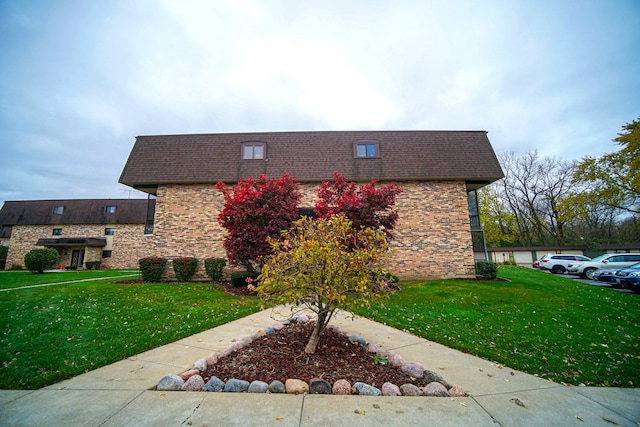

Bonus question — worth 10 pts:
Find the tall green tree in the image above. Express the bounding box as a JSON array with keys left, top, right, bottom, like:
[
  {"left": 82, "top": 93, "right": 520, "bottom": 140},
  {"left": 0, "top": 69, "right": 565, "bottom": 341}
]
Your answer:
[{"left": 573, "top": 118, "right": 640, "bottom": 215}]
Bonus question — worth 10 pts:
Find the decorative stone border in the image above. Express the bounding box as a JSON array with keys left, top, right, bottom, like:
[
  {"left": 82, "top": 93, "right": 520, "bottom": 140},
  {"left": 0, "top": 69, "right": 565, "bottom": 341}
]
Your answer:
[{"left": 156, "top": 314, "right": 466, "bottom": 397}]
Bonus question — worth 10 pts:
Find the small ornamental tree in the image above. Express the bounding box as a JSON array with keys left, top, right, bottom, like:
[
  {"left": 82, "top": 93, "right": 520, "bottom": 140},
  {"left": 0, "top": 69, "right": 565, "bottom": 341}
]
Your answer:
[
  {"left": 259, "top": 215, "right": 393, "bottom": 354},
  {"left": 216, "top": 172, "right": 301, "bottom": 273},
  {"left": 24, "top": 248, "right": 59, "bottom": 274},
  {"left": 315, "top": 172, "right": 402, "bottom": 238}
]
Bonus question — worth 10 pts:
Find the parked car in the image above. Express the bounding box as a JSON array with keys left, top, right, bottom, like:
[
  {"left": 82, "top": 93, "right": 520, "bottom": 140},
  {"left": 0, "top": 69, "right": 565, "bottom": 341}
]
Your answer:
[
  {"left": 612, "top": 264, "right": 640, "bottom": 292},
  {"left": 538, "top": 253, "right": 591, "bottom": 274},
  {"left": 595, "top": 262, "right": 640, "bottom": 285},
  {"left": 567, "top": 253, "right": 640, "bottom": 279}
]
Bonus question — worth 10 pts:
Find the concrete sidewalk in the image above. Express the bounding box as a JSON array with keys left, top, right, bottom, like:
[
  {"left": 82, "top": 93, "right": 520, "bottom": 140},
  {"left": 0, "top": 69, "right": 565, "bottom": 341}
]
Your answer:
[{"left": 1, "top": 307, "right": 638, "bottom": 426}]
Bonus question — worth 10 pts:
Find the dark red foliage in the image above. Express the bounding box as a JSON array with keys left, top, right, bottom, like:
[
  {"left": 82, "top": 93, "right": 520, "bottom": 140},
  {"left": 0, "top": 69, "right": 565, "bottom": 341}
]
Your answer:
[
  {"left": 314, "top": 172, "right": 402, "bottom": 238},
  {"left": 216, "top": 173, "right": 301, "bottom": 273}
]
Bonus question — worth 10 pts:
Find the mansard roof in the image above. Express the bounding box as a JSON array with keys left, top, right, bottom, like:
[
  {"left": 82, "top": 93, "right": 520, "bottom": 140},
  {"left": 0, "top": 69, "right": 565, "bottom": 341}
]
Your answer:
[
  {"left": 0, "top": 199, "right": 149, "bottom": 226},
  {"left": 119, "top": 130, "right": 504, "bottom": 193}
]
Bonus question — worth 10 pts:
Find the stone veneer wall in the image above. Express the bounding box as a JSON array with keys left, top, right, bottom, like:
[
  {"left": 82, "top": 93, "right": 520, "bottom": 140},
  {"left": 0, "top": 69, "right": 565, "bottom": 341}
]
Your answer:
[
  {"left": 151, "top": 180, "right": 475, "bottom": 280},
  {"left": 4, "top": 224, "right": 145, "bottom": 270}
]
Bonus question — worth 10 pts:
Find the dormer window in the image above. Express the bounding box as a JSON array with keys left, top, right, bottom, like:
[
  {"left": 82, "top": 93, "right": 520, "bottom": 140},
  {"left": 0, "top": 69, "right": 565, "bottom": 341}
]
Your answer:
[
  {"left": 105, "top": 205, "right": 116, "bottom": 214},
  {"left": 242, "top": 142, "right": 266, "bottom": 160},
  {"left": 53, "top": 206, "right": 64, "bottom": 214},
  {"left": 354, "top": 140, "right": 379, "bottom": 158}
]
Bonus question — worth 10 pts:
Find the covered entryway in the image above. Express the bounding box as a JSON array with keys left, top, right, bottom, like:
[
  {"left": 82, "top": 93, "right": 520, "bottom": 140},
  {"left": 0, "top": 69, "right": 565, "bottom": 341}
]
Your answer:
[{"left": 36, "top": 237, "right": 106, "bottom": 269}]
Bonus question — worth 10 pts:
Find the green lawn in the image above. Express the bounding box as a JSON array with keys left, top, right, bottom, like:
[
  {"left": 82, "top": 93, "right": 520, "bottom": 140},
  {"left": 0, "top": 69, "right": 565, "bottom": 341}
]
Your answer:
[
  {"left": 1, "top": 267, "right": 638, "bottom": 390},
  {"left": 353, "top": 266, "right": 639, "bottom": 387},
  {"left": 0, "top": 269, "right": 139, "bottom": 289},
  {"left": 0, "top": 271, "right": 263, "bottom": 389}
]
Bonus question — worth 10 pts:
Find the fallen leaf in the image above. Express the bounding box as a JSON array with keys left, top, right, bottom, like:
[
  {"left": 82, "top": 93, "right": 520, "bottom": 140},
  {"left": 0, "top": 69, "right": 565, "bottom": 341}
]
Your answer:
[
  {"left": 575, "top": 416, "right": 584, "bottom": 422},
  {"left": 354, "top": 409, "right": 366, "bottom": 415},
  {"left": 510, "top": 397, "right": 526, "bottom": 408},
  {"left": 275, "top": 416, "right": 282, "bottom": 420},
  {"left": 160, "top": 393, "right": 165, "bottom": 397},
  {"left": 459, "top": 402, "right": 467, "bottom": 407}
]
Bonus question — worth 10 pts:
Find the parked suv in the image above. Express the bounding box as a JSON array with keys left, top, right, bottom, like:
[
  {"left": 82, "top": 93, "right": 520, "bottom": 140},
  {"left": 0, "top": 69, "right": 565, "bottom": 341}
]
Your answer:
[
  {"left": 567, "top": 253, "right": 640, "bottom": 279},
  {"left": 538, "top": 254, "right": 591, "bottom": 274}
]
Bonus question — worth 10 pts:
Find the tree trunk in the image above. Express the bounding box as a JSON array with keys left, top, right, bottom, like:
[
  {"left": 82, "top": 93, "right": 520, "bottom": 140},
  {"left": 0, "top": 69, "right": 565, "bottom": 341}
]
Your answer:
[{"left": 305, "top": 311, "right": 327, "bottom": 353}]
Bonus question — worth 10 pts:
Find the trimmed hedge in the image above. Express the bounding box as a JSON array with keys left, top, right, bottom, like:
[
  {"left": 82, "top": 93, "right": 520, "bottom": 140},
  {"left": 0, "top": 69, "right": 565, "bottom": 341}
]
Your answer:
[
  {"left": 204, "top": 257, "right": 226, "bottom": 282},
  {"left": 85, "top": 261, "right": 101, "bottom": 270},
  {"left": 173, "top": 257, "right": 198, "bottom": 282},
  {"left": 475, "top": 260, "right": 498, "bottom": 280},
  {"left": 230, "top": 270, "right": 259, "bottom": 287},
  {"left": 24, "top": 248, "right": 59, "bottom": 274},
  {"left": 139, "top": 257, "right": 167, "bottom": 282}
]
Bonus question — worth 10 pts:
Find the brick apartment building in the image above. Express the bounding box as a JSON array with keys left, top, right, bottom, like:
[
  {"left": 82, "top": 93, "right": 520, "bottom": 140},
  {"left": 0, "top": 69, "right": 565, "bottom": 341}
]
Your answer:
[
  {"left": 0, "top": 199, "right": 153, "bottom": 270},
  {"left": 119, "top": 130, "right": 504, "bottom": 279}
]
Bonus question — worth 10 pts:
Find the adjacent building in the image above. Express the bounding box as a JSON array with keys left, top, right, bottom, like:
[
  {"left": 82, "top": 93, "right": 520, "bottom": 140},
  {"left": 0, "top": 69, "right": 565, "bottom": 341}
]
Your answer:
[{"left": 0, "top": 199, "right": 152, "bottom": 270}]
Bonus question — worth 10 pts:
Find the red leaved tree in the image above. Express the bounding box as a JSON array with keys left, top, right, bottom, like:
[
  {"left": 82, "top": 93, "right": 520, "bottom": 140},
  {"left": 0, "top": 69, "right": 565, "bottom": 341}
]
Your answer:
[
  {"left": 216, "top": 172, "right": 301, "bottom": 273},
  {"left": 314, "top": 172, "right": 402, "bottom": 238}
]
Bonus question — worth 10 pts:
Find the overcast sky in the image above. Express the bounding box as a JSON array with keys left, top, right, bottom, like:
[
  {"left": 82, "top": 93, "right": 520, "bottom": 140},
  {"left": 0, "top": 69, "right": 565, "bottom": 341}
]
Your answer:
[{"left": 1, "top": 0, "right": 638, "bottom": 202}]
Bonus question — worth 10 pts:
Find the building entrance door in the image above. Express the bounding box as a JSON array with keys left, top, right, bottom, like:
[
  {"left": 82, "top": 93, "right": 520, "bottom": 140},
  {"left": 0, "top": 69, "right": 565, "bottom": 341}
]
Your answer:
[{"left": 71, "top": 249, "right": 85, "bottom": 269}]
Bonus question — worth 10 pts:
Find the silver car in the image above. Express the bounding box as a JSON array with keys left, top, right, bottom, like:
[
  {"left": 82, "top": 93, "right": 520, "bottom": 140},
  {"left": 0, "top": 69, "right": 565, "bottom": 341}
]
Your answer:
[
  {"left": 567, "top": 253, "right": 640, "bottom": 279},
  {"left": 538, "top": 253, "right": 591, "bottom": 274}
]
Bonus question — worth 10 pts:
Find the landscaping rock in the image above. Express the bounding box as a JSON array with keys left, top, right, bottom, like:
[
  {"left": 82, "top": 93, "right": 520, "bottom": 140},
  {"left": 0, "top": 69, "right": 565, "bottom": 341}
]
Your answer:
[
  {"left": 381, "top": 382, "right": 401, "bottom": 396},
  {"left": 285, "top": 378, "right": 309, "bottom": 394},
  {"left": 388, "top": 353, "right": 405, "bottom": 367},
  {"left": 181, "top": 375, "right": 205, "bottom": 391},
  {"left": 448, "top": 384, "right": 466, "bottom": 397},
  {"left": 264, "top": 327, "right": 276, "bottom": 335},
  {"left": 422, "top": 369, "right": 451, "bottom": 388},
  {"left": 179, "top": 369, "right": 200, "bottom": 381},
  {"left": 309, "top": 378, "right": 332, "bottom": 394},
  {"left": 348, "top": 334, "right": 367, "bottom": 346},
  {"left": 248, "top": 380, "right": 269, "bottom": 393},
  {"left": 203, "top": 376, "right": 225, "bottom": 392},
  {"left": 399, "top": 383, "right": 422, "bottom": 396},
  {"left": 332, "top": 379, "right": 352, "bottom": 395},
  {"left": 157, "top": 374, "right": 184, "bottom": 391},
  {"left": 297, "top": 314, "right": 310, "bottom": 323},
  {"left": 401, "top": 361, "right": 424, "bottom": 378},
  {"left": 272, "top": 322, "right": 284, "bottom": 331},
  {"left": 268, "top": 380, "right": 286, "bottom": 393},
  {"left": 191, "top": 359, "right": 207, "bottom": 373},
  {"left": 205, "top": 352, "right": 218, "bottom": 366},
  {"left": 422, "top": 382, "right": 449, "bottom": 397},
  {"left": 366, "top": 342, "right": 380, "bottom": 353},
  {"left": 352, "top": 382, "right": 381, "bottom": 396},
  {"left": 224, "top": 378, "right": 250, "bottom": 392}
]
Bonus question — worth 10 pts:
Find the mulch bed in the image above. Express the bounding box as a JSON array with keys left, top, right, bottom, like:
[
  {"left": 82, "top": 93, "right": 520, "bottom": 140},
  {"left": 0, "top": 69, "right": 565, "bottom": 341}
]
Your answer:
[{"left": 201, "top": 320, "right": 429, "bottom": 389}]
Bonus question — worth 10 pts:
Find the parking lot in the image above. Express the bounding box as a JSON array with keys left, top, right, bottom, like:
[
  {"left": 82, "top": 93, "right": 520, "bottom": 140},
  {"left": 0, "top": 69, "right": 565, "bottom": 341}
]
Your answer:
[{"left": 536, "top": 268, "right": 635, "bottom": 293}]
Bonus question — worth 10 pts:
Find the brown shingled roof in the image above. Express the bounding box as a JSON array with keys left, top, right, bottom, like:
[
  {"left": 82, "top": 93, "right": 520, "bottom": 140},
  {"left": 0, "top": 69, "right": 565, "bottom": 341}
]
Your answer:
[
  {"left": 0, "top": 199, "right": 150, "bottom": 226},
  {"left": 119, "top": 130, "right": 504, "bottom": 192}
]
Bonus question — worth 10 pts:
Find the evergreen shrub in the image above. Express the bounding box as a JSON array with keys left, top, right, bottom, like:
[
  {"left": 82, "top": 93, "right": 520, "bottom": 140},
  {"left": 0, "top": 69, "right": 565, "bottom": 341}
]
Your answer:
[
  {"left": 172, "top": 257, "right": 198, "bottom": 282},
  {"left": 139, "top": 256, "right": 167, "bottom": 282},
  {"left": 24, "top": 248, "right": 59, "bottom": 274},
  {"left": 204, "top": 257, "right": 226, "bottom": 282},
  {"left": 475, "top": 260, "right": 498, "bottom": 279}
]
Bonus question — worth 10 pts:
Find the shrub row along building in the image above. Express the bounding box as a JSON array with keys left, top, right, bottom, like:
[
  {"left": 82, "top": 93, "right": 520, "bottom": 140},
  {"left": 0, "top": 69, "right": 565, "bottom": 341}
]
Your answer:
[{"left": 1, "top": 130, "right": 504, "bottom": 279}]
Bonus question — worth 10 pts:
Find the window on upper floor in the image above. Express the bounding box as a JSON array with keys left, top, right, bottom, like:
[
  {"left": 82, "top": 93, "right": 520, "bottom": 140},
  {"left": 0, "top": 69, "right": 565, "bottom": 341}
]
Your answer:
[
  {"left": 52, "top": 228, "right": 62, "bottom": 236},
  {"left": 53, "top": 206, "right": 64, "bottom": 214},
  {"left": 353, "top": 140, "right": 379, "bottom": 158},
  {"left": 242, "top": 142, "right": 266, "bottom": 160},
  {"left": 105, "top": 228, "right": 115, "bottom": 236},
  {"left": 105, "top": 205, "right": 116, "bottom": 214}
]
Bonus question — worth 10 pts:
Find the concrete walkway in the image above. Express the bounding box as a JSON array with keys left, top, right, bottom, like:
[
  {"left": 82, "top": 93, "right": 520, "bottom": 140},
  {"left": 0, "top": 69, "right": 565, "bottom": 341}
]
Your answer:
[{"left": 1, "top": 307, "right": 638, "bottom": 426}]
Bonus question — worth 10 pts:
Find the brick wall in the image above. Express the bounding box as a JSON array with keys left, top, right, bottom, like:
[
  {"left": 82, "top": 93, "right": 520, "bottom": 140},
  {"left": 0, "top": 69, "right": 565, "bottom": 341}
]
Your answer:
[{"left": 149, "top": 180, "right": 475, "bottom": 280}]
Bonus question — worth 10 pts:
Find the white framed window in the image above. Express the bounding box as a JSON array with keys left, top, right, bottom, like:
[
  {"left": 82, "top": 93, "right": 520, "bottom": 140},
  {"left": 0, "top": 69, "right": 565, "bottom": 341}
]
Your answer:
[
  {"left": 353, "top": 140, "right": 379, "bottom": 158},
  {"left": 242, "top": 142, "right": 266, "bottom": 159},
  {"left": 53, "top": 206, "right": 64, "bottom": 214},
  {"left": 105, "top": 228, "right": 115, "bottom": 236},
  {"left": 105, "top": 205, "right": 116, "bottom": 213}
]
